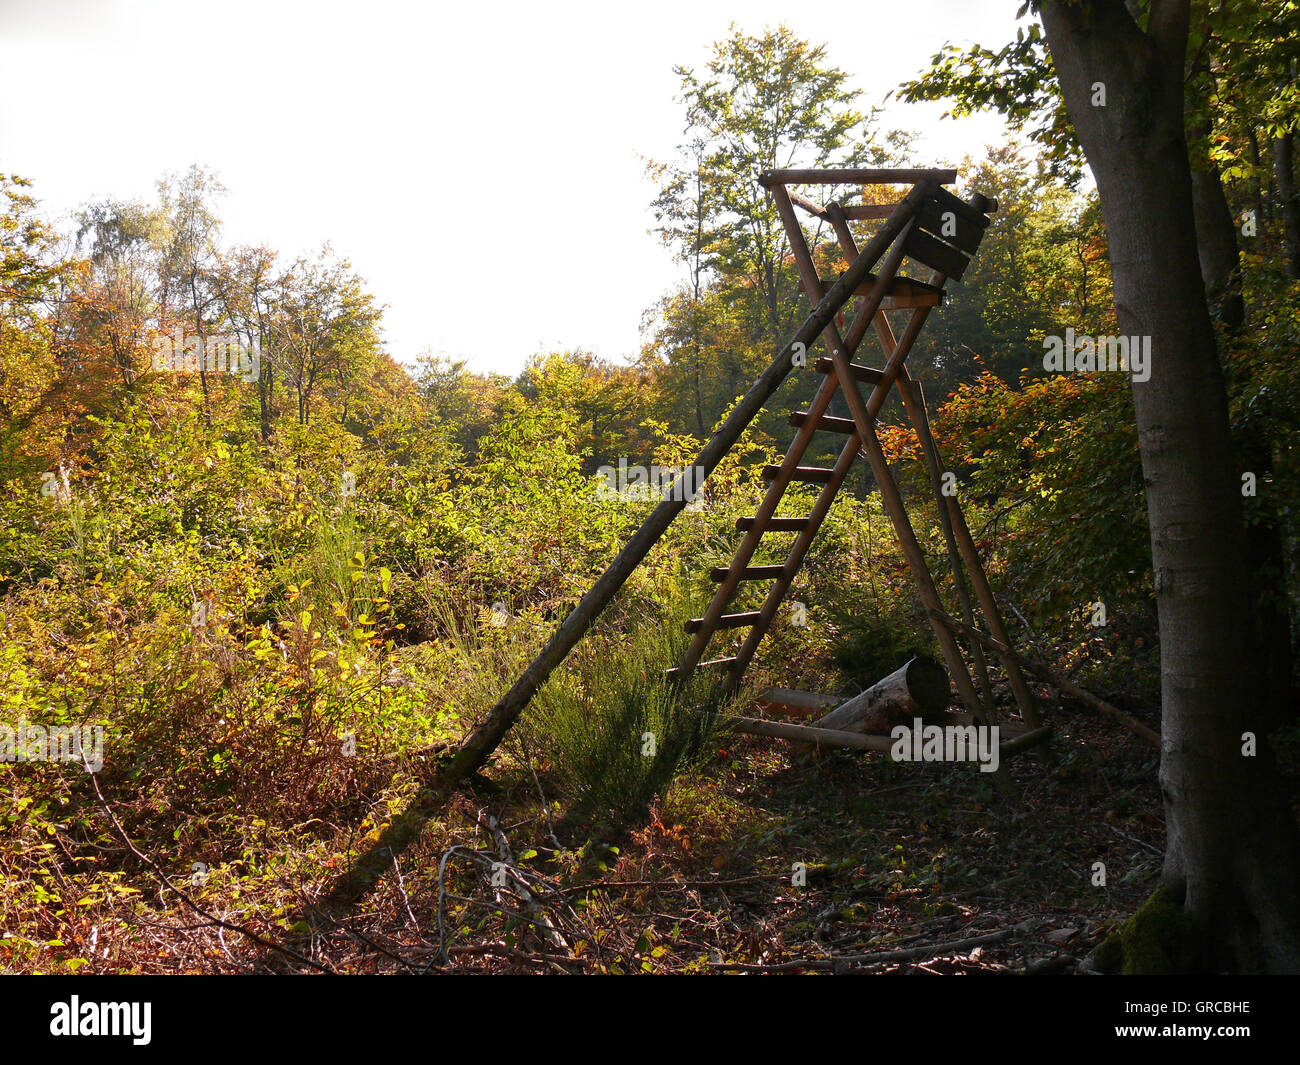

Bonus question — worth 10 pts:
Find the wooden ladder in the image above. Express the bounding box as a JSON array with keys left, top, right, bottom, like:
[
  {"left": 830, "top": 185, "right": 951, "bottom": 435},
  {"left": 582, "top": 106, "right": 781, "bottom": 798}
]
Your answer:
[{"left": 670, "top": 172, "right": 1042, "bottom": 732}]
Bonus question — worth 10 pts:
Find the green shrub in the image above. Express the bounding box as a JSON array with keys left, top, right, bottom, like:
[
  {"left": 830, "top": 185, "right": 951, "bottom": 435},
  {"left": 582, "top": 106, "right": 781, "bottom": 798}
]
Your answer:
[{"left": 527, "top": 595, "right": 734, "bottom": 825}]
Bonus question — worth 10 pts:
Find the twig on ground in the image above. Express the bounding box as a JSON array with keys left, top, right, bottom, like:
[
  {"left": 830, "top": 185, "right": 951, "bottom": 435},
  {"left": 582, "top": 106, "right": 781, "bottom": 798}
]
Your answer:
[
  {"left": 706, "top": 928, "right": 1014, "bottom": 972},
  {"left": 88, "top": 772, "right": 334, "bottom": 974}
]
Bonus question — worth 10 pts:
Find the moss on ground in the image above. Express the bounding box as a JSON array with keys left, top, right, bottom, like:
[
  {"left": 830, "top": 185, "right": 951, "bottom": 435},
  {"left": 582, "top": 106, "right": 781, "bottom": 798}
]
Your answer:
[{"left": 1094, "top": 884, "right": 1201, "bottom": 974}]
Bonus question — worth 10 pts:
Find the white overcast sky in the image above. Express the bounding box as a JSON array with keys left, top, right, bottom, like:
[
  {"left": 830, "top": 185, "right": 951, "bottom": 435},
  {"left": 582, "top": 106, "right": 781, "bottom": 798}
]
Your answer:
[{"left": 0, "top": 0, "right": 1020, "bottom": 376}]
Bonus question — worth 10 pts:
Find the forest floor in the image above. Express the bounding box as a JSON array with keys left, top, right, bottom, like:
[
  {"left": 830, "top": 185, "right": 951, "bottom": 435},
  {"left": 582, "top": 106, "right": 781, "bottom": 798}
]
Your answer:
[{"left": 11, "top": 689, "right": 1174, "bottom": 975}]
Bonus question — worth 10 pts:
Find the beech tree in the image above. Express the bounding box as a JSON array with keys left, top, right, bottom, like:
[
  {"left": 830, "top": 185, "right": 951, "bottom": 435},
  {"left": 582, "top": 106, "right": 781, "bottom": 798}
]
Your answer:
[
  {"left": 271, "top": 247, "right": 383, "bottom": 427},
  {"left": 905, "top": 0, "right": 1300, "bottom": 972},
  {"left": 646, "top": 25, "right": 890, "bottom": 439},
  {"left": 1037, "top": 0, "right": 1299, "bottom": 971}
]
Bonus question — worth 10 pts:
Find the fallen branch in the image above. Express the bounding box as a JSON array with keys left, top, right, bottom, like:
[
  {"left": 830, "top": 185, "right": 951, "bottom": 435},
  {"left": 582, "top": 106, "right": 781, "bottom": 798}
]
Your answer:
[
  {"left": 479, "top": 810, "right": 568, "bottom": 954},
  {"left": 728, "top": 715, "right": 896, "bottom": 751},
  {"left": 432, "top": 844, "right": 496, "bottom": 970},
  {"left": 88, "top": 773, "right": 334, "bottom": 973},
  {"left": 706, "top": 928, "right": 1014, "bottom": 972}
]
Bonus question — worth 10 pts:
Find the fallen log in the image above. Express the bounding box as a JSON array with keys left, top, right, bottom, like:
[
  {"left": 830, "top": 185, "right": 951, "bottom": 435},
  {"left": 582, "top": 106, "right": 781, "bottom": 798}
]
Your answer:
[
  {"left": 754, "top": 687, "right": 840, "bottom": 718},
  {"left": 813, "top": 655, "right": 950, "bottom": 735},
  {"left": 729, "top": 716, "right": 896, "bottom": 752},
  {"left": 729, "top": 713, "right": 1051, "bottom": 760}
]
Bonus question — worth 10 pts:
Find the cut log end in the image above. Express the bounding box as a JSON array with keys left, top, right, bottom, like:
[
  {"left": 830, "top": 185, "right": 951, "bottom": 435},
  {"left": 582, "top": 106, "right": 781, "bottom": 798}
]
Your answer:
[{"left": 812, "top": 655, "right": 950, "bottom": 736}]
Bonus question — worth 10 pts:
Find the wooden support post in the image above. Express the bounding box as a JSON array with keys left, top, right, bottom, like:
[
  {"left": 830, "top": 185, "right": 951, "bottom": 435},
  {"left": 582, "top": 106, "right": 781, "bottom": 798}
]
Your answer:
[
  {"left": 787, "top": 190, "right": 830, "bottom": 219},
  {"left": 729, "top": 716, "right": 897, "bottom": 752},
  {"left": 893, "top": 351, "right": 998, "bottom": 723},
  {"left": 908, "top": 382, "right": 1043, "bottom": 730},
  {"left": 848, "top": 392, "right": 991, "bottom": 726}
]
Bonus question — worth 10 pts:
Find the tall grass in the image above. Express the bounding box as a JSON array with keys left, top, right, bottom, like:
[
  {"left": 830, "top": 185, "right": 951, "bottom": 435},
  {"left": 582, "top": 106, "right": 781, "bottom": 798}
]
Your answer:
[
  {"left": 525, "top": 594, "right": 742, "bottom": 825},
  {"left": 294, "top": 508, "right": 366, "bottom": 626},
  {"left": 403, "top": 585, "right": 546, "bottom": 741}
]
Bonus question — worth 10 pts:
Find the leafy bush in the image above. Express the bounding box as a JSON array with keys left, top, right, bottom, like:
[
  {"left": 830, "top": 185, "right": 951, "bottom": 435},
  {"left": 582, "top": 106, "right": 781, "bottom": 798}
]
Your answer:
[
  {"left": 936, "top": 370, "right": 1153, "bottom": 644},
  {"left": 824, "top": 600, "right": 935, "bottom": 692}
]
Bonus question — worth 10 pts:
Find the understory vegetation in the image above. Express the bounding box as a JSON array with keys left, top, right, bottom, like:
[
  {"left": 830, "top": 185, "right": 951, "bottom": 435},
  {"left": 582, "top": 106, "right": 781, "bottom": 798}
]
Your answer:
[{"left": 3, "top": 15, "right": 1298, "bottom": 974}]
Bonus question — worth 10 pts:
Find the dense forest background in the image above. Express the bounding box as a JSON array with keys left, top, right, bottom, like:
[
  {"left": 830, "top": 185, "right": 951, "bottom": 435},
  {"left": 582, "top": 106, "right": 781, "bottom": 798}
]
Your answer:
[{"left": 3, "top": 15, "right": 1299, "bottom": 973}]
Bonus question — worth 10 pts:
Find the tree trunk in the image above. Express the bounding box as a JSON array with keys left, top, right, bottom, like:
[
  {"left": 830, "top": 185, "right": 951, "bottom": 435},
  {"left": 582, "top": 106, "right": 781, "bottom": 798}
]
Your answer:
[
  {"left": 1247, "top": 127, "right": 1267, "bottom": 227},
  {"left": 1040, "top": 0, "right": 1300, "bottom": 972},
  {"left": 1188, "top": 142, "right": 1244, "bottom": 328},
  {"left": 1238, "top": 433, "right": 1296, "bottom": 733},
  {"left": 255, "top": 289, "right": 273, "bottom": 443},
  {"left": 189, "top": 274, "right": 212, "bottom": 427},
  {"left": 258, "top": 348, "right": 272, "bottom": 442},
  {"left": 813, "top": 656, "right": 950, "bottom": 735},
  {"left": 1275, "top": 133, "right": 1300, "bottom": 279}
]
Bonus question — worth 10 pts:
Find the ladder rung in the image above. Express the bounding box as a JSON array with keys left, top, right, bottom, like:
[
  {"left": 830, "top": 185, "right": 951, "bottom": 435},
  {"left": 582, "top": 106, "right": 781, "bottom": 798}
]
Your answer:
[
  {"left": 763, "top": 464, "right": 835, "bottom": 484},
  {"left": 665, "top": 656, "right": 737, "bottom": 680},
  {"left": 736, "top": 516, "right": 810, "bottom": 532},
  {"left": 711, "top": 564, "right": 785, "bottom": 582},
  {"left": 789, "top": 411, "right": 857, "bottom": 434},
  {"left": 813, "top": 358, "right": 885, "bottom": 384},
  {"left": 685, "top": 611, "right": 762, "bottom": 634}
]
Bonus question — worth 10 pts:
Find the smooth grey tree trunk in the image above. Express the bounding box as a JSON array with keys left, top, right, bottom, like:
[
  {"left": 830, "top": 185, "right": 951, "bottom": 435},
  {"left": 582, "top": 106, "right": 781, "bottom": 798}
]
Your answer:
[
  {"left": 1189, "top": 157, "right": 1244, "bottom": 328},
  {"left": 1040, "top": 0, "right": 1300, "bottom": 972}
]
